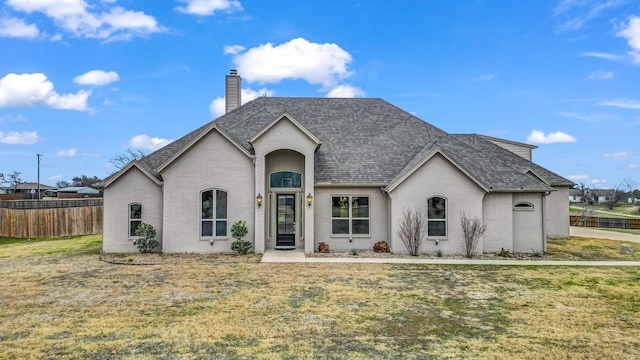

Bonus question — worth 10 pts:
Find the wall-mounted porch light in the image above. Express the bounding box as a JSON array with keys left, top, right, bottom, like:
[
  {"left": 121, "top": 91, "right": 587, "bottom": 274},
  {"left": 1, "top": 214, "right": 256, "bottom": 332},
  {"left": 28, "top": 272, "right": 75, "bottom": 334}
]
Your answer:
[
  {"left": 256, "top": 193, "right": 263, "bottom": 208},
  {"left": 306, "top": 193, "right": 313, "bottom": 207}
]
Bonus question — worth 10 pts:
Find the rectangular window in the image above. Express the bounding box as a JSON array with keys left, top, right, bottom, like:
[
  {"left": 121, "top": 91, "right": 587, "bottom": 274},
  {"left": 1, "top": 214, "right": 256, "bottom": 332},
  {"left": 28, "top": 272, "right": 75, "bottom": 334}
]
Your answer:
[
  {"left": 427, "top": 197, "right": 446, "bottom": 237},
  {"left": 331, "top": 196, "right": 370, "bottom": 236},
  {"left": 202, "top": 190, "right": 228, "bottom": 238},
  {"left": 129, "top": 203, "right": 142, "bottom": 237}
]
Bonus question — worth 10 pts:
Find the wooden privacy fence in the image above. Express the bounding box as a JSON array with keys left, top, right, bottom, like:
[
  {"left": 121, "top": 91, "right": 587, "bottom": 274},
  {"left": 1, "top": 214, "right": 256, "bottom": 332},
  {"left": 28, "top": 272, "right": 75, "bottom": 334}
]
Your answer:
[
  {"left": 570, "top": 215, "right": 640, "bottom": 230},
  {"left": 0, "top": 206, "right": 103, "bottom": 238}
]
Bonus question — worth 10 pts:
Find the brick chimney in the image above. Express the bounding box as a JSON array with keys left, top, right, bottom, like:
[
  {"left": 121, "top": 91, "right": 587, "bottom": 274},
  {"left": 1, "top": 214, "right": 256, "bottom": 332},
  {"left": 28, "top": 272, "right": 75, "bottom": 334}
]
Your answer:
[{"left": 225, "top": 69, "right": 241, "bottom": 113}]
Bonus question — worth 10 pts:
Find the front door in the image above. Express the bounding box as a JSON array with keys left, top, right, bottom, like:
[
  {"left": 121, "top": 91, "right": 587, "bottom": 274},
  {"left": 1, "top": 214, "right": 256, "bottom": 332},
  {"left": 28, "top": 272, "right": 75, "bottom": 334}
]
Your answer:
[{"left": 276, "top": 194, "right": 296, "bottom": 248}]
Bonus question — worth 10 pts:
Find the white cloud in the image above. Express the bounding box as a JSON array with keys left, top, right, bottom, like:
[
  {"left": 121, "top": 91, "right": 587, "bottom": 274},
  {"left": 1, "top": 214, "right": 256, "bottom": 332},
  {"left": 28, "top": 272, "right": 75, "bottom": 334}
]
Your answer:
[
  {"left": 326, "top": 84, "right": 365, "bottom": 98},
  {"left": 591, "top": 179, "right": 607, "bottom": 187},
  {"left": 0, "top": 16, "right": 39, "bottom": 38},
  {"left": 209, "top": 97, "right": 225, "bottom": 118},
  {"left": 617, "top": 15, "right": 640, "bottom": 63},
  {"left": 127, "top": 134, "right": 174, "bottom": 151},
  {"left": 602, "top": 151, "right": 637, "bottom": 159},
  {"left": 209, "top": 87, "right": 275, "bottom": 118},
  {"left": 628, "top": 164, "right": 639, "bottom": 169},
  {"left": 0, "top": 73, "right": 91, "bottom": 111},
  {"left": 56, "top": 148, "right": 77, "bottom": 157},
  {"left": 526, "top": 130, "right": 576, "bottom": 144},
  {"left": 599, "top": 98, "right": 640, "bottom": 109},
  {"left": 73, "top": 70, "right": 119, "bottom": 86},
  {"left": 587, "top": 70, "right": 613, "bottom": 80},
  {"left": 0, "top": 131, "right": 39, "bottom": 144},
  {"left": 175, "top": 0, "right": 243, "bottom": 16},
  {"left": 229, "top": 38, "right": 353, "bottom": 89},
  {"left": 223, "top": 45, "right": 245, "bottom": 55},
  {"left": 6, "top": 0, "right": 163, "bottom": 41},
  {"left": 578, "top": 52, "right": 625, "bottom": 62},
  {"left": 48, "top": 175, "right": 62, "bottom": 181},
  {"left": 472, "top": 74, "right": 495, "bottom": 81},
  {"left": 554, "top": 0, "right": 625, "bottom": 31},
  {"left": 566, "top": 174, "right": 590, "bottom": 181}
]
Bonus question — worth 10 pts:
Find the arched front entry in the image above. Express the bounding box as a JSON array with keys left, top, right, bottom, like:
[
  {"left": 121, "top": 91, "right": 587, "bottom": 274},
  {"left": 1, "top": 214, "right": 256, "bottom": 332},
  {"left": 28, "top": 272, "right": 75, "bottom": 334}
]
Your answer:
[{"left": 265, "top": 150, "right": 305, "bottom": 250}]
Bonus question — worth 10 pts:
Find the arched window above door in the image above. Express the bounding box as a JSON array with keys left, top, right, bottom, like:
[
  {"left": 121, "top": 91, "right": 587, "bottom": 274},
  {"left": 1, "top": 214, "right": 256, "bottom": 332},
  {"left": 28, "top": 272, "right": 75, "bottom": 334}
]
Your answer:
[{"left": 269, "top": 171, "right": 302, "bottom": 188}]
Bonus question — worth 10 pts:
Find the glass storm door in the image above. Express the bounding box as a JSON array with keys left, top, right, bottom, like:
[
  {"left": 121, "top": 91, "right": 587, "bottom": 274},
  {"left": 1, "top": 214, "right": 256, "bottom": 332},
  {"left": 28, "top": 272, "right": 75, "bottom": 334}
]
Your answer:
[{"left": 276, "top": 194, "right": 296, "bottom": 247}]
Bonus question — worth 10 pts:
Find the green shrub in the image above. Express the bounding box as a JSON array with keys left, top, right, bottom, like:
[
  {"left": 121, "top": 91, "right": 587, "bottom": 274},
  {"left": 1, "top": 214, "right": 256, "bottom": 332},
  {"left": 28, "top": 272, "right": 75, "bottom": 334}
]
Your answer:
[
  {"left": 230, "top": 220, "right": 252, "bottom": 255},
  {"left": 134, "top": 223, "right": 159, "bottom": 253}
]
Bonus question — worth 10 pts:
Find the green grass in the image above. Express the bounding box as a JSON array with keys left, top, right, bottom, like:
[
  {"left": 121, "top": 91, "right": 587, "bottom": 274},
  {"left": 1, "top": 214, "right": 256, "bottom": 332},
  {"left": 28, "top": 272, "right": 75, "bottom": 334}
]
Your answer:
[
  {"left": 570, "top": 203, "right": 640, "bottom": 218},
  {"left": 1, "top": 236, "right": 640, "bottom": 358}
]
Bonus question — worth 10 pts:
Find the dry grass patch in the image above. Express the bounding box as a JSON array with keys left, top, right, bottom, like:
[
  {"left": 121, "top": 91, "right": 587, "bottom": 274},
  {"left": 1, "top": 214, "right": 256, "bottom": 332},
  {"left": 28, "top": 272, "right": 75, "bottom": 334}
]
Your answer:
[
  {"left": 548, "top": 237, "right": 640, "bottom": 261},
  {"left": 1, "top": 236, "right": 639, "bottom": 359}
]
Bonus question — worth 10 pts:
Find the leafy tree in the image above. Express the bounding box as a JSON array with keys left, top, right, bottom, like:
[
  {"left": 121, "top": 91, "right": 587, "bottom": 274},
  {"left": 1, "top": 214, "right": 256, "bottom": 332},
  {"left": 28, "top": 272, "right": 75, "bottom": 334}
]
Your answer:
[
  {"left": 110, "top": 149, "right": 146, "bottom": 172},
  {"left": 0, "top": 171, "right": 24, "bottom": 192}
]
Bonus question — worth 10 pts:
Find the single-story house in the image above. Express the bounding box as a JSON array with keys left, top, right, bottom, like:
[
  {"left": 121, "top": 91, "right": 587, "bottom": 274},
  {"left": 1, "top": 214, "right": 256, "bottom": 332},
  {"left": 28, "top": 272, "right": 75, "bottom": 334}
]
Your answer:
[
  {"left": 56, "top": 186, "right": 101, "bottom": 198},
  {"left": 102, "top": 71, "right": 573, "bottom": 255}
]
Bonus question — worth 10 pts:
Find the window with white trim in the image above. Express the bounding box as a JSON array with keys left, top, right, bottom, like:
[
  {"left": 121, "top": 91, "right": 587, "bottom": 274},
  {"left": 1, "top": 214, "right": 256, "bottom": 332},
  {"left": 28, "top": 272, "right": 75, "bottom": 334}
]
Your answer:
[
  {"left": 201, "top": 189, "right": 228, "bottom": 237},
  {"left": 129, "top": 203, "right": 142, "bottom": 237},
  {"left": 331, "top": 196, "right": 370, "bottom": 235},
  {"left": 427, "top": 196, "right": 446, "bottom": 237}
]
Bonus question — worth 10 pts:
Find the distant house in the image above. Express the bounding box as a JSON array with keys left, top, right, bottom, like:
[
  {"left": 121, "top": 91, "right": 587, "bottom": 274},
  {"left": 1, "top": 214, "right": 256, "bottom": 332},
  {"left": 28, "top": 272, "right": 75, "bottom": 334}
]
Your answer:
[
  {"left": 102, "top": 71, "right": 573, "bottom": 255},
  {"left": 56, "top": 186, "right": 101, "bottom": 198},
  {"left": 569, "top": 189, "right": 582, "bottom": 203},
  {"left": 7, "top": 183, "right": 57, "bottom": 199}
]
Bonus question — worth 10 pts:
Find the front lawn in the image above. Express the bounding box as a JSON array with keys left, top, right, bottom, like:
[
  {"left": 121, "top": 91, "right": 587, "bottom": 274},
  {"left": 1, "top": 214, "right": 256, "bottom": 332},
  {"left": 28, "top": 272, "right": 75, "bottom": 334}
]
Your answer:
[{"left": 1, "top": 236, "right": 639, "bottom": 359}]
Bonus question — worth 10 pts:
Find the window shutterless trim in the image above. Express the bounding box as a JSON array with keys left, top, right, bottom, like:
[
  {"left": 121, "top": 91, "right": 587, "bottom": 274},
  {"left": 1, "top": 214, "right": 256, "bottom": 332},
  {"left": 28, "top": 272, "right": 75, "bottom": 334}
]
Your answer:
[
  {"left": 200, "top": 189, "right": 228, "bottom": 240},
  {"left": 330, "top": 195, "right": 371, "bottom": 237},
  {"left": 427, "top": 196, "right": 447, "bottom": 238},
  {"left": 128, "top": 202, "right": 142, "bottom": 239}
]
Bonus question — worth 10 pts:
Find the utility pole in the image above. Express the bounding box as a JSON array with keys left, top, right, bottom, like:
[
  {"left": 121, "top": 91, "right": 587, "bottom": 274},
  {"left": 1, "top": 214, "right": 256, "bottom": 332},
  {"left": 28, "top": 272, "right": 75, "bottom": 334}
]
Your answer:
[{"left": 36, "top": 153, "right": 42, "bottom": 203}]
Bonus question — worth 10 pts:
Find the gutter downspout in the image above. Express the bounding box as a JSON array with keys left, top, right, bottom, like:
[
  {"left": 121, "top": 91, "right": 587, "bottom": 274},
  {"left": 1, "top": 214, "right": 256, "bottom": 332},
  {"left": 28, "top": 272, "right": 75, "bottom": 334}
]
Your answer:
[{"left": 542, "top": 191, "right": 550, "bottom": 253}]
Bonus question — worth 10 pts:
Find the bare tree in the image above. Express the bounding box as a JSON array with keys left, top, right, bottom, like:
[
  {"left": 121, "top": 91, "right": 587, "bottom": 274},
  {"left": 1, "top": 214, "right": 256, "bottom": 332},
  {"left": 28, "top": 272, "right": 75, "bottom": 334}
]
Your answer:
[
  {"left": 397, "top": 207, "right": 426, "bottom": 256},
  {"left": 604, "top": 185, "right": 623, "bottom": 210},
  {"left": 56, "top": 180, "right": 71, "bottom": 188},
  {"left": 577, "top": 182, "right": 594, "bottom": 205},
  {"left": 109, "top": 149, "right": 146, "bottom": 172},
  {"left": 460, "top": 212, "right": 486, "bottom": 258},
  {"left": 71, "top": 175, "right": 101, "bottom": 187},
  {"left": 0, "top": 171, "right": 24, "bottom": 192}
]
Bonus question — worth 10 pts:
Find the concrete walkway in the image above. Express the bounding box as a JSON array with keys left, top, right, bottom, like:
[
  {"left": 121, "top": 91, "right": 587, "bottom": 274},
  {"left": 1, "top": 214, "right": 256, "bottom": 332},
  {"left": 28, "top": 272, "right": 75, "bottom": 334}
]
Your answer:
[
  {"left": 570, "top": 226, "right": 640, "bottom": 243},
  {"left": 261, "top": 248, "right": 640, "bottom": 266}
]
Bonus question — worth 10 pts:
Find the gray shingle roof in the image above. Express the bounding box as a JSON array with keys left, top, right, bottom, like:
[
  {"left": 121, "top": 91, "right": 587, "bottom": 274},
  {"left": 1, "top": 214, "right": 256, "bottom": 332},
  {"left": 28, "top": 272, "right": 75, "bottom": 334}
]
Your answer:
[{"left": 117, "top": 97, "right": 571, "bottom": 192}]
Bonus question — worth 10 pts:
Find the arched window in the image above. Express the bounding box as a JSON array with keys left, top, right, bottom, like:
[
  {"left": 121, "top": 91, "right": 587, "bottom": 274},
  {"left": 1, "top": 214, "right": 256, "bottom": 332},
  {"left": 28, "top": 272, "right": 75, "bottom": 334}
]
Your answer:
[
  {"left": 201, "top": 189, "right": 228, "bottom": 237},
  {"left": 427, "top": 196, "right": 447, "bottom": 237},
  {"left": 129, "top": 203, "right": 142, "bottom": 237},
  {"left": 514, "top": 202, "right": 534, "bottom": 211},
  {"left": 269, "top": 171, "right": 302, "bottom": 188}
]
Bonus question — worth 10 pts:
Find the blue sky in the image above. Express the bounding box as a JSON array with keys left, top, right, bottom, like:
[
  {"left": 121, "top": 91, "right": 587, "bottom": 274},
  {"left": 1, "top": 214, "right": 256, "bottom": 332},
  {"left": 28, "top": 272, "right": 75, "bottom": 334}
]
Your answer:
[{"left": 1, "top": 0, "right": 639, "bottom": 189}]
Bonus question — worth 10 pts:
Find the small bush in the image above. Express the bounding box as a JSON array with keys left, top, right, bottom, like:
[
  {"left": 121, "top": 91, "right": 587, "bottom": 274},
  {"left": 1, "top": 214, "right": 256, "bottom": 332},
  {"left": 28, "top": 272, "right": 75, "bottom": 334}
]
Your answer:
[
  {"left": 350, "top": 248, "right": 359, "bottom": 256},
  {"left": 497, "top": 248, "right": 513, "bottom": 258},
  {"left": 134, "top": 223, "right": 159, "bottom": 253},
  {"left": 318, "top": 242, "right": 330, "bottom": 253},
  {"left": 230, "top": 220, "right": 252, "bottom": 255},
  {"left": 373, "top": 241, "right": 389, "bottom": 253},
  {"left": 436, "top": 250, "right": 443, "bottom": 258}
]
